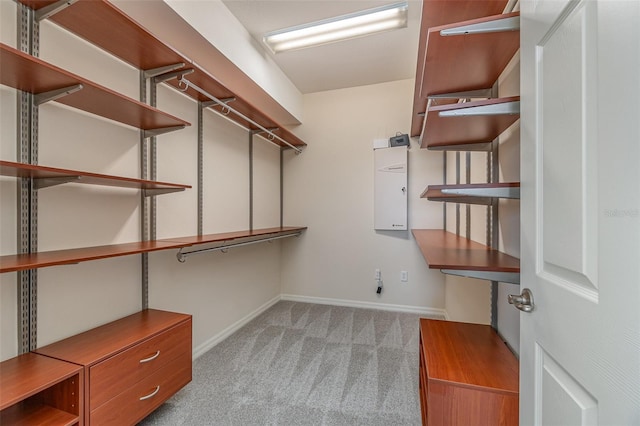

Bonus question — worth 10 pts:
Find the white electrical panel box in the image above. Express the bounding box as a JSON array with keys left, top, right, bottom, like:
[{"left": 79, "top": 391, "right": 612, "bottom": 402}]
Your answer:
[{"left": 374, "top": 146, "right": 408, "bottom": 230}]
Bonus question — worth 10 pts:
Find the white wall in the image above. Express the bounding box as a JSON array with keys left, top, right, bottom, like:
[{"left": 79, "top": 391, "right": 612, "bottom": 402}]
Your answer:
[
  {"left": 281, "top": 79, "right": 446, "bottom": 313},
  {"left": 0, "top": 3, "right": 282, "bottom": 361}
]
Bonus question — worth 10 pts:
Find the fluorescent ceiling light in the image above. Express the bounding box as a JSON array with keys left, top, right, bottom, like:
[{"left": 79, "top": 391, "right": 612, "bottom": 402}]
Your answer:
[{"left": 263, "top": 2, "right": 409, "bottom": 54}]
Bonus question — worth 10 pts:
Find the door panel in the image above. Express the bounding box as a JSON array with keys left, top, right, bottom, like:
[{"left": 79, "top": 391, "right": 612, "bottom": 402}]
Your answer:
[{"left": 521, "top": 0, "right": 640, "bottom": 424}]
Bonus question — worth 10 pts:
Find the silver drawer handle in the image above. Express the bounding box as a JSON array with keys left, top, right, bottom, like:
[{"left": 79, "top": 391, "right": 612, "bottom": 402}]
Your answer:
[
  {"left": 139, "top": 350, "right": 160, "bottom": 363},
  {"left": 139, "top": 385, "right": 160, "bottom": 401}
]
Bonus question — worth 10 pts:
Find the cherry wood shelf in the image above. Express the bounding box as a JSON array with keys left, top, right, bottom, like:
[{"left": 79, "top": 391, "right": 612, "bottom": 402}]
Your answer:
[
  {"left": 0, "top": 353, "right": 82, "bottom": 426},
  {"left": 419, "top": 319, "right": 518, "bottom": 425},
  {"left": 411, "top": 0, "right": 511, "bottom": 137},
  {"left": 0, "top": 160, "right": 191, "bottom": 192},
  {"left": 0, "top": 43, "right": 189, "bottom": 131},
  {"left": 419, "top": 12, "right": 520, "bottom": 99},
  {"left": 0, "top": 240, "right": 189, "bottom": 273},
  {"left": 421, "top": 96, "right": 520, "bottom": 149},
  {"left": 18, "top": 0, "right": 306, "bottom": 149},
  {"left": 412, "top": 229, "right": 519, "bottom": 273},
  {"left": 161, "top": 226, "right": 307, "bottom": 246},
  {"left": 422, "top": 182, "right": 520, "bottom": 205},
  {"left": 0, "top": 227, "right": 306, "bottom": 273}
]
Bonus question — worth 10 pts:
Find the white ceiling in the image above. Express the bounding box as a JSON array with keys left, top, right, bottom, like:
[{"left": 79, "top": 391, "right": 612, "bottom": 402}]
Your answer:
[{"left": 221, "top": 0, "right": 422, "bottom": 94}]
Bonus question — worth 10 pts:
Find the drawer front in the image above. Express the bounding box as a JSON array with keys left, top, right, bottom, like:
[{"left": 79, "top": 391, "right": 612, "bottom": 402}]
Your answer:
[
  {"left": 90, "top": 354, "right": 191, "bottom": 426},
  {"left": 90, "top": 319, "right": 191, "bottom": 410}
]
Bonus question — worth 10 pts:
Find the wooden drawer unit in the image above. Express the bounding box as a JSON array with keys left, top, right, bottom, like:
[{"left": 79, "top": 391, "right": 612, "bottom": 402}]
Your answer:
[
  {"left": 35, "top": 309, "right": 192, "bottom": 425},
  {"left": 0, "top": 352, "right": 83, "bottom": 426},
  {"left": 419, "top": 319, "right": 519, "bottom": 426}
]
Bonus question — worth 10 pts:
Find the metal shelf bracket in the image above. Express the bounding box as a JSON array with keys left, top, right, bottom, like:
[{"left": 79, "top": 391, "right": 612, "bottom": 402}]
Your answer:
[
  {"left": 34, "top": 84, "right": 83, "bottom": 106},
  {"left": 441, "top": 16, "right": 520, "bottom": 36},
  {"left": 441, "top": 269, "right": 520, "bottom": 285},
  {"left": 35, "top": 0, "right": 78, "bottom": 21},
  {"left": 142, "top": 187, "right": 186, "bottom": 197},
  {"left": 142, "top": 125, "right": 186, "bottom": 139},
  {"left": 439, "top": 100, "right": 520, "bottom": 117},
  {"left": 34, "top": 175, "right": 80, "bottom": 190}
]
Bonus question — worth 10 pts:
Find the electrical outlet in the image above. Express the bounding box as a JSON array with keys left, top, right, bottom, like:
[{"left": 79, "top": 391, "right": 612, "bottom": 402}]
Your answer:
[
  {"left": 400, "top": 270, "right": 408, "bottom": 282},
  {"left": 375, "top": 269, "right": 381, "bottom": 280}
]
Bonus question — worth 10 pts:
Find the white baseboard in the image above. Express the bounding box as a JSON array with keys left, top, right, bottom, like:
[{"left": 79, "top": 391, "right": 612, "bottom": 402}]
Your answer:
[
  {"left": 192, "top": 295, "right": 281, "bottom": 360},
  {"left": 193, "top": 294, "right": 446, "bottom": 359},
  {"left": 280, "top": 294, "right": 446, "bottom": 319}
]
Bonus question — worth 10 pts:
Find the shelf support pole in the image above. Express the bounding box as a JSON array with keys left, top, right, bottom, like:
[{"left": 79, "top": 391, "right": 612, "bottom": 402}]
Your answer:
[
  {"left": 139, "top": 69, "right": 150, "bottom": 310},
  {"left": 198, "top": 101, "right": 205, "bottom": 236},
  {"left": 16, "top": 3, "right": 39, "bottom": 353}
]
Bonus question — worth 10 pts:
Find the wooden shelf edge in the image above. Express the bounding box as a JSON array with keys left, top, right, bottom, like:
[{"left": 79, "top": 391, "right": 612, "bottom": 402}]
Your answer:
[
  {"left": 0, "top": 241, "right": 189, "bottom": 274},
  {"left": 0, "top": 227, "right": 307, "bottom": 273},
  {"left": 0, "top": 160, "right": 191, "bottom": 191},
  {"left": 412, "top": 229, "right": 519, "bottom": 273},
  {"left": 421, "top": 182, "right": 521, "bottom": 204}
]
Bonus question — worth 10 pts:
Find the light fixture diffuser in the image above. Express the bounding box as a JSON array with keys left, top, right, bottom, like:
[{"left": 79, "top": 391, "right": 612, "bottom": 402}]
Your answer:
[{"left": 263, "top": 2, "right": 409, "bottom": 54}]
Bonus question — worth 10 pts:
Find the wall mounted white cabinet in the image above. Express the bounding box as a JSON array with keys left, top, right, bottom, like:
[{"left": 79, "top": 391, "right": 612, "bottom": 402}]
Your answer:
[{"left": 374, "top": 146, "right": 407, "bottom": 231}]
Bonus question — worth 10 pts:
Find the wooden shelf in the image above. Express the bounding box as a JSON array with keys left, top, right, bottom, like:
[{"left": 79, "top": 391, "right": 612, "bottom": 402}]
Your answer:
[
  {"left": 0, "top": 227, "right": 306, "bottom": 273},
  {"left": 411, "top": 0, "right": 512, "bottom": 137},
  {"left": 0, "top": 353, "right": 82, "bottom": 426},
  {"left": 0, "top": 160, "right": 191, "bottom": 193},
  {"left": 419, "top": 12, "right": 520, "bottom": 99},
  {"left": 421, "top": 97, "right": 520, "bottom": 149},
  {"left": 0, "top": 43, "right": 190, "bottom": 131},
  {"left": 18, "top": 0, "right": 306, "bottom": 149},
  {"left": 0, "top": 240, "right": 189, "bottom": 273},
  {"left": 412, "top": 229, "right": 519, "bottom": 273},
  {"left": 422, "top": 182, "right": 520, "bottom": 205}
]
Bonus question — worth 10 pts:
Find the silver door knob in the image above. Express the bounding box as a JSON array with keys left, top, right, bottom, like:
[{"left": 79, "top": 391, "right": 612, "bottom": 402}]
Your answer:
[{"left": 508, "top": 288, "right": 534, "bottom": 312}]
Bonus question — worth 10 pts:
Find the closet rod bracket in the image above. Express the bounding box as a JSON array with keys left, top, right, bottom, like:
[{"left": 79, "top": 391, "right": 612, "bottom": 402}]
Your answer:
[
  {"left": 145, "top": 63, "right": 187, "bottom": 80},
  {"left": 152, "top": 67, "right": 193, "bottom": 84},
  {"left": 177, "top": 76, "right": 303, "bottom": 154}
]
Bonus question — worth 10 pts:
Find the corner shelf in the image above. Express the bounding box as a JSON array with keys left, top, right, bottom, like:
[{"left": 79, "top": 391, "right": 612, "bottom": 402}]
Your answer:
[
  {"left": 17, "top": 0, "right": 306, "bottom": 149},
  {"left": 0, "top": 227, "right": 307, "bottom": 273},
  {"left": 422, "top": 182, "right": 520, "bottom": 205},
  {"left": 0, "top": 353, "right": 82, "bottom": 426},
  {"left": 421, "top": 96, "right": 520, "bottom": 149},
  {"left": 0, "top": 160, "right": 191, "bottom": 195},
  {"left": 0, "top": 43, "right": 190, "bottom": 132},
  {"left": 412, "top": 229, "right": 520, "bottom": 284}
]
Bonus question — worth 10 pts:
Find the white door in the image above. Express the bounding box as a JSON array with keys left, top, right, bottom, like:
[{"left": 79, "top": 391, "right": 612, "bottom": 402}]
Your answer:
[{"left": 520, "top": 0, "right": 640, "bottom": 424}]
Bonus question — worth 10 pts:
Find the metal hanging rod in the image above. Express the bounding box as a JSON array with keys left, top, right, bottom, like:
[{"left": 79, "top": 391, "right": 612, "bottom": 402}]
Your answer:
[
  {"left": 177, "top": 76, "right": 303, "bottom": 154},
  {"left": 176, "top": 232, "right": 301, "bottom": 262}
]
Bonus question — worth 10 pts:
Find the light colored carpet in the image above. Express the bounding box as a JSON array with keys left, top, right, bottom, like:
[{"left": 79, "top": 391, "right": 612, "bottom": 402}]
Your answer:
[{"left": 139, "top": 301, "right": 433, "bottom": 425}]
